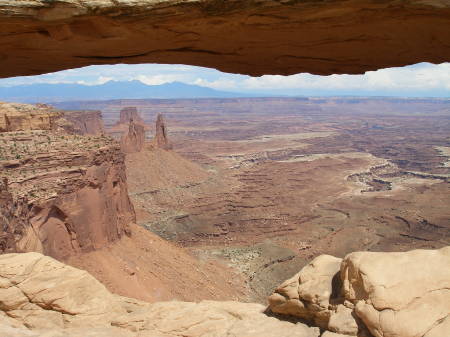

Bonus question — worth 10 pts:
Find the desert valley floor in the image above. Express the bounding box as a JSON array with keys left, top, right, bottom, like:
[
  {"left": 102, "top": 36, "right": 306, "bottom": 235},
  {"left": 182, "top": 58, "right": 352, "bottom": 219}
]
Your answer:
[{"left": 54, "top": 97, "right": 450, "bottom": 302}]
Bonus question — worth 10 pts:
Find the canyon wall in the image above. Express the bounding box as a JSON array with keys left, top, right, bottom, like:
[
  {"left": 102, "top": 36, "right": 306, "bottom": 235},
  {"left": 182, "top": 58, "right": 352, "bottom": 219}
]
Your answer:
[
  {"left": 0, "top": 116, "right": 135, "bottom": 260},
  {"left": 0, "top": 1, "right": 449, "bottom": 78},
  {"left": 0, "top": 102, "right": 61, "bottom": 132},
  {"left": 1, "top": 102, "right": 104, "bottom": 135},
  {"left": 0, "top": 103, "right": 246, "bottom": 303},
  {"left": 62, "top": 109, "right": 105, "bottom": 135}
]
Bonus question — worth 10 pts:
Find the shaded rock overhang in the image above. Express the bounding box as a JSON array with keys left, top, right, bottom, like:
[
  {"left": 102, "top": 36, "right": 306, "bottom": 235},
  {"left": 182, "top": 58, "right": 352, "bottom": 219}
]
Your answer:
[{"left": 0, "top": 0, "right": 449, "bottom": 78}]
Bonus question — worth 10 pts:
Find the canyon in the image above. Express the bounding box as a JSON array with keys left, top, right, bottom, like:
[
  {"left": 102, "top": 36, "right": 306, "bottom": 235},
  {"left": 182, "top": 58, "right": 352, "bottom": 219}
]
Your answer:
[
  {"left": 0, "top": 102, "right": 245, "bottom": 303},
  {"left": 57, "top": 97, "right": 450, "bottom": 302},
  {"left": 0, "top": 0, "right": 449, "bottom": 335},
  {"left": 1, "top": 96, "right": 449, "bottom": 337}
]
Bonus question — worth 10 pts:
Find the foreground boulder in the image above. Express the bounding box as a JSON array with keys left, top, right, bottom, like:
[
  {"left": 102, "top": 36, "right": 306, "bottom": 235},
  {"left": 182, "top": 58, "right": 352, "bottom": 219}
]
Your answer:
[
  {"left": 0, "top": 252, "right": 128, "bottom": 329},
  {"left": 268, "top": 254, "right": 343, "bottom": 329},
  {"left": 0, "top": 252, "right": 320, "bottom": 337},
  {"left": 269, "top": 247, "right": 450, "bottom": 337},
  {"left": 342, "top": 247, "right": 450, "bottom": 337}
]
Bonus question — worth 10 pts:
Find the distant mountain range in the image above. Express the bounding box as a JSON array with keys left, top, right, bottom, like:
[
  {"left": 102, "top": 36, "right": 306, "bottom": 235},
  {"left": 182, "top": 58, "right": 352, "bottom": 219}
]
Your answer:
[
  {"left": 0, "top": 81, "right": 253, "bottom": 103},
  {"left": 2, "top": 80, "right": 447, "bottom": 103}
]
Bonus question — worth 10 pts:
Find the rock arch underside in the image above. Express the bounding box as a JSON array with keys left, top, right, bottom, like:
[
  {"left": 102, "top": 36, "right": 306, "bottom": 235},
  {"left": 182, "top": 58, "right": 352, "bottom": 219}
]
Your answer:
[{"left": 1, "top": 0, "right": 450, "bottom": 78}]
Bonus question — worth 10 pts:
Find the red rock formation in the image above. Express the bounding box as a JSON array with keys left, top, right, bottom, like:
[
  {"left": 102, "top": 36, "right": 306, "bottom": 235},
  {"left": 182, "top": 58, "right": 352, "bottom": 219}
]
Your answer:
[
  {"left": 0, "top": 0, "right": 449, "bottom": 78},
  {"left": 62, "top": 110, "right": 105, "bottom": 135},
  {"left": 0, "top": 102, "right": 105, "bottom": 136},
  {"left": 0, "top": 104, "right": 248, "bottom": 303},
  {"left": 154, "top": 113, "right": 172, "bottom": 150},
  {"left": 120, "top": 119, "right": 146, "bottom": 154},
  {"left": 108, "top": 107, "right": 148, "bottom": 139},
  {"left": 118, "top": 107, "right": 144, "bottom": 125},
  {"left": 0, "top": 131, "right": 135, "bottom": 260},
  {"left": 0, "top": 177, "right": 28, "bottom": 253},
  {"left": 0, "top": 102, "right": 62, "bottom": 132}
]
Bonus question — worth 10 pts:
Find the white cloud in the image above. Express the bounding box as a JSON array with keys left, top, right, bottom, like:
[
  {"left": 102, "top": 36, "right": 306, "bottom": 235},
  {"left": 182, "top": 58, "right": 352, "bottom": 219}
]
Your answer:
[
  {"left": 76, "top": 76, "right": 113, "bottom": 86},
  {"left": 233, "top": 63, "right": 450, "bottom": 92},
  {"left": 193, "top": 78, "right": 238, "bottom": 90},
  {"left": 136, "top": 74, "right": 189, "bottom": 85},
  {"left": 0, "top": 62, "right": 449, "bottom": 96}
]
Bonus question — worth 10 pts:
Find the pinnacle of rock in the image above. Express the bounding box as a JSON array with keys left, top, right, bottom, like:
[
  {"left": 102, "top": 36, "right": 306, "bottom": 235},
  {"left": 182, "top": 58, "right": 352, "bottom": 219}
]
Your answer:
[
  {"left": 120, "top": 118, "right": 145, "bottom": 154},
  {"left": 154, "top": 113, "right": 171, "bottom": 150},
  {"left": 118, "top": 107, "right": 144, "bottom": 125}
]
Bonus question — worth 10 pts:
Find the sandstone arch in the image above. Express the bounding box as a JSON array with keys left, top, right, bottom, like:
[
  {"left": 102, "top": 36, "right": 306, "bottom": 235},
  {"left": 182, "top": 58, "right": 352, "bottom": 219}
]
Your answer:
[{"left": 0, "top": 0, "right": 449, "bottom": 78}]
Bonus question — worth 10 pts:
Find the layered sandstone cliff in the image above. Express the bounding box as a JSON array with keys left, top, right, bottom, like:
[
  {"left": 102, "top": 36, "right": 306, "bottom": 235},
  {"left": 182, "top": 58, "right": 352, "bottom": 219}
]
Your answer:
[
  {"left": 1, "top": 102, "right": 105, "bottom": 136},
  {"left": 63, "top": 109, "right": 105, "bottom": 135},
  {"left": 0, "top": 102, "right": 61, "bottom": 132},
  {"left": 0, "top": 0, "right": 449, "bottom": 78},
  {"left": 0, "top": 130, "right": 135, "bottom": 260},
  {"left": 0, "top": 102, "right": 246, "bottom": 303}
]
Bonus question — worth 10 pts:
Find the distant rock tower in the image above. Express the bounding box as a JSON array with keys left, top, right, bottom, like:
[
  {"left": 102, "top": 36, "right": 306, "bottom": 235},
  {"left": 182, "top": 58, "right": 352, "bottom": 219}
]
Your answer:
[
  {"left": 154, "top": 113, "right": 172, "bottom": 150},
  {"left": 120, "top": 118, "right": 145, "bottom": 154},
  {"left": 118, "top": 107, "right": 144, "bottom": 125}
]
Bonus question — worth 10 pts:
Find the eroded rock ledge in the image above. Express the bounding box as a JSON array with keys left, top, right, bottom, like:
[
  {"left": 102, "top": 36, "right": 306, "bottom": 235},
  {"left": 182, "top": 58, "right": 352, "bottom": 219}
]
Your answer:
[
  {"left": 0, "top": 0, "right": 450, "bottom": 78},
  {"left": 0, "top": 103, "right": 135, "bottom": 260},
  {"left": 1, "top": 247, "right": 449, "bottom": 337},
  {"left": 0, "top": 252, "right": 320, "bottom": 337}
]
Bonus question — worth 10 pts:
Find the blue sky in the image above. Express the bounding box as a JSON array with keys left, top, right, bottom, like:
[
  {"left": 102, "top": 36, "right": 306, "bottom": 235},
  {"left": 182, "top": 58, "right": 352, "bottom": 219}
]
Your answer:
[{"left": 0, "top": 62, "right": 449, "bottom": 97}]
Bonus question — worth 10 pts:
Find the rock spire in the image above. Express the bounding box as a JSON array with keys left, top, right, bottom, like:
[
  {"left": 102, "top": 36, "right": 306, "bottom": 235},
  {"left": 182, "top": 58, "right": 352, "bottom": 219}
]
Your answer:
[
  {"left": 154, "top": 113, "right": 171, "bottom": 150},
  {"left": 120, "top": 118, "right": 145, "bottom": 154}
]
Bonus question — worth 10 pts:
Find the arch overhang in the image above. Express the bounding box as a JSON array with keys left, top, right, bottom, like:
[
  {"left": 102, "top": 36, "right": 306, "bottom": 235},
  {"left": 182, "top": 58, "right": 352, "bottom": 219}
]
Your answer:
[{"left": 0, "top": 0, "right": 449, "bottom": 78}]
